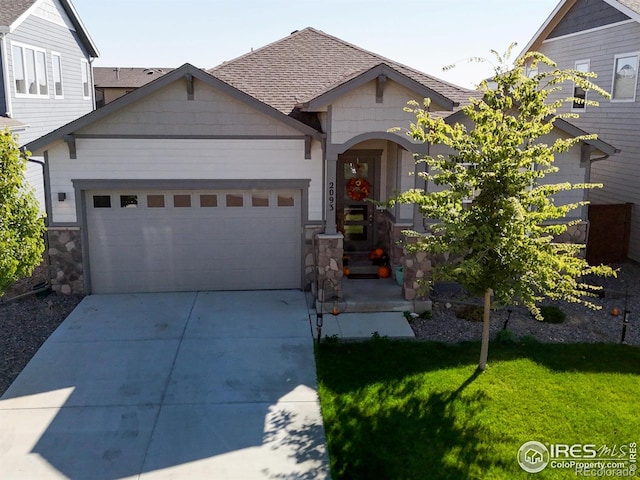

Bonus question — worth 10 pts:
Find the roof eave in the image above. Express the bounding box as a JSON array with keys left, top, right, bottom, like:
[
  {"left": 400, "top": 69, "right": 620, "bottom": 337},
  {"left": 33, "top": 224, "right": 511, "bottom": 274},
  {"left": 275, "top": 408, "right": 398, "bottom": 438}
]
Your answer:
[
  {"left": 298, "top": 63, "right": 458, "bottom": 113},
  {"left": 518, "top": 0, "right": 575, "bottom": 57},
  {"left": 8, "top": 0, "right": 99, "bottom": 57},
  {"left": 26, "top": 64, "right": 321, "bottom": 153},
  {"left": 519, "top": 0, "right": 640, "bottom": 58},
  {"left": 59, "top": 0, "right": 99, "bottom": 57},
  {"left": 554, "top": 117, "right": 619, "bottom": 157}
]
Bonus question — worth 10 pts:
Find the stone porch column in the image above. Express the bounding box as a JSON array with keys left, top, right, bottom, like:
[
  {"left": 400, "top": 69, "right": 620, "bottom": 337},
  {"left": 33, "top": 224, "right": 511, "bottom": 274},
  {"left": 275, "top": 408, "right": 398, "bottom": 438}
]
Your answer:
[
  {"left": 401, "top": 234, "right": 432, "bottom": 301},
  {"left": 315, "top": 233, "right": 344, "bottom": 303}
]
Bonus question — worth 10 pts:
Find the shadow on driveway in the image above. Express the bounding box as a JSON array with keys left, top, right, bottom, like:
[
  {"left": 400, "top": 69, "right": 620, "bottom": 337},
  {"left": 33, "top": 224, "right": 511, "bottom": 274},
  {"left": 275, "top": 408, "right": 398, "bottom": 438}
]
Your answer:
[{"left": 0, "top": 290, "right": 330, "bottom": 479}]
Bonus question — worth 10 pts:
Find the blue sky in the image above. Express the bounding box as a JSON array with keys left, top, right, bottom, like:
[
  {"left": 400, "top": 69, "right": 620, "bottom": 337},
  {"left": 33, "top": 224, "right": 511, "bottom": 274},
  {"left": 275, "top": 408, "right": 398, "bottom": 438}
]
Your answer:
[{"left": 71, "top": 0, "right": 560, "bottom": 88}]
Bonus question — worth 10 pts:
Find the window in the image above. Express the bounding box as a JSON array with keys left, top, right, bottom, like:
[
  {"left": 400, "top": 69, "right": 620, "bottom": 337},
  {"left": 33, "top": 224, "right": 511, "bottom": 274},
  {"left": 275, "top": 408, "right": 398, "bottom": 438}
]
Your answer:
[
  {"left": 572, "top": 60, "right": 590, "bottom": 110},
  {"left": 81, "top": 59, "right": 91, "bottom": 98},
  {"left": 461, "top": 163, "right": 479, "bottom": 208},
  {"left": 120, "top": 195, "right": 138, "bottom": 208},
  {"left": 277, "top": 194, "right": 295, "bottom": 207},
  {"left": 612, "top": 53, "right": 639, "bottom": 101},
  {"left": 252, "top": 193, "right": 269, "bottom": 207},
  {"left": 147, "top": 194, "right": 165, "bottom": 208},
  {"left": 52, "top": 52, "right": 63, "bottom": 98},
  {"left": 173, "top": 194, "right": 191, "bottom": 207},
  {"left": 199, "top": 194, "right": 217, "bottom": 207},
  {"left": 93, "top": 195, "right": 111, "bottom": 208},
  {"left": 12, "top": 43, "right": 49, "bottom": 96},
  {"left": 226, "top": 194, "right": 244, "bottom": 207}
]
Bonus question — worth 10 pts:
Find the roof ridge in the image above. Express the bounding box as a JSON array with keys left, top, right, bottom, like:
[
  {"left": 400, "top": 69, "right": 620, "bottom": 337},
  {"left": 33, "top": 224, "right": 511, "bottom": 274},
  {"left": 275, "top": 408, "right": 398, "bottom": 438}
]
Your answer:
[
  {"left": 305, "top": 27, "right": 475, "bottom": 94},
  {"left": 208, "top": 27, "right": 315, "bottom": 71}
]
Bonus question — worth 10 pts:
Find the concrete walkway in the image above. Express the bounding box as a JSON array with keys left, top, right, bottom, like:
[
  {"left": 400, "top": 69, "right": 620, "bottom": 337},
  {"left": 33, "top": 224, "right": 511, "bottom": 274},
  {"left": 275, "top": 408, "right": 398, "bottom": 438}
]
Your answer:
[
  {"left": 317, "top": 312, "right": 415, "bottom": 339},
  {"left": 0, "top": 291, "right": 330, "bottom": 479}
]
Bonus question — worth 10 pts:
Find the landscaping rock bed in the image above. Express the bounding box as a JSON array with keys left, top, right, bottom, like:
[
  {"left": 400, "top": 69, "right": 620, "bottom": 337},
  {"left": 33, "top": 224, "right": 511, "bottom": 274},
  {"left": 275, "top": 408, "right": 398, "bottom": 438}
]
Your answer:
[
  {"left": 0, "top": 264, "right": 83, "bottom": 396},
  {"left": 411, "top": 262, "right": 640, "bottom": 346}
]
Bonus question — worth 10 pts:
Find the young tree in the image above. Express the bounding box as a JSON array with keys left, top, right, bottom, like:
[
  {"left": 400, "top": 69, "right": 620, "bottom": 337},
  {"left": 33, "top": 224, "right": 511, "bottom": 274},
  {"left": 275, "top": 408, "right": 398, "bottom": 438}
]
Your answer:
[
  {"left": 0, "top": 129, "right": 46, "bottom": 296},
  {"left": 390, "top": 50, "right": 615, "bottom": 371}
]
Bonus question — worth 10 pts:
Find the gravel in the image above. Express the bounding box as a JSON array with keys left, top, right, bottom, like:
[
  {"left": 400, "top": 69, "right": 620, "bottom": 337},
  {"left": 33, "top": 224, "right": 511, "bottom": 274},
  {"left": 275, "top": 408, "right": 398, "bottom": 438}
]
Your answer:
[
  {"left": 411, "top": 262, "right": 640, "bottom": 346},
  {"left": 0, "top": 264, "right": 83, "bottom": 396}
]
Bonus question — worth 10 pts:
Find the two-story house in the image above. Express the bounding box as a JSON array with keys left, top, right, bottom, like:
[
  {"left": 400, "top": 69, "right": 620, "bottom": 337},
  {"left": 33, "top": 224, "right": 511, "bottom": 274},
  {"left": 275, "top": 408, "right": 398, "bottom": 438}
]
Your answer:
[
  {"left": 521, "top": 0, "right": 640, "bottom": 263},
  {"left": 0, "top": 0, "right": 99, "bottom": 206}
]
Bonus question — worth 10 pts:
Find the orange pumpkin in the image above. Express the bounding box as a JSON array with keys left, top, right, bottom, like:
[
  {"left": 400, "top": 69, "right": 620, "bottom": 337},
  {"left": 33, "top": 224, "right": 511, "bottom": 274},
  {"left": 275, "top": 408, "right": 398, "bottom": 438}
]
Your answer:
[
  {"left": 342, "top": 267, "right": 351, "bottom": 276},
  {"left": 374, "top": 248, "right": 384, "bottom": 257},
  {"left": 612, "top": 307, "right": 620, "bottom": 316},
  {"left": 378, "top": 265, "right": 391, "bottom": 278}
]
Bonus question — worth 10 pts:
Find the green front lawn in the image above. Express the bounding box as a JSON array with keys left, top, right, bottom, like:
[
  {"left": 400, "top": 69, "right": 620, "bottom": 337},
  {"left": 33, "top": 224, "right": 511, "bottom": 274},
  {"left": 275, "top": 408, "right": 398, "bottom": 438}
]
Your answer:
[{"left": 316, "top": 339, "right": 640, "bottom": 480}]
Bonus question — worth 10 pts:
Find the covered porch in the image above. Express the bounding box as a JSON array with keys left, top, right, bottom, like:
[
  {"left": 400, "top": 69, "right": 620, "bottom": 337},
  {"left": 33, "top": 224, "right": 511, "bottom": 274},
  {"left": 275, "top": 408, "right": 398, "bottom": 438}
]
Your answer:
[{"left": 312, "top": 134, "right": 434, "bottom": 309}]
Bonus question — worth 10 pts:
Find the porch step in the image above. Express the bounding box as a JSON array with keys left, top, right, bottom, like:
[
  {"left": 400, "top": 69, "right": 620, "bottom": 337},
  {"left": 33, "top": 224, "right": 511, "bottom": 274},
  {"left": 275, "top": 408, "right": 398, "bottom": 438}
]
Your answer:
[
  {"left": 345, "top": 265, "right": 379, "bottom": 275},
  {"left": 337, "top": 277, "right": 432, "bottom": 314}
]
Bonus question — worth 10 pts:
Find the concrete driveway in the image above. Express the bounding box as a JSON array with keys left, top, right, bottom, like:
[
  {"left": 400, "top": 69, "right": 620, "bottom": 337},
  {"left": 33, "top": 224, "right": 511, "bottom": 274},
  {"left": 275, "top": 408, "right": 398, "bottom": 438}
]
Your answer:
[{"left": 0, "top": 291, "right": 330, "bottom": 479}]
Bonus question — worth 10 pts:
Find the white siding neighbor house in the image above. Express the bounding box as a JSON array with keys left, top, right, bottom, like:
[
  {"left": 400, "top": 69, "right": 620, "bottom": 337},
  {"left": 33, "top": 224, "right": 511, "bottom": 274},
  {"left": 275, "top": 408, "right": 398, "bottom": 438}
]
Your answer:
[
  {"left": 25, "top": 28, "right": 616, "bottom": 298},
  {"left": 521, "top": 0, "right": 640, "bottom": 263},
  {"left": 0, "top": 0, "right": 98, "bottom": 207}
]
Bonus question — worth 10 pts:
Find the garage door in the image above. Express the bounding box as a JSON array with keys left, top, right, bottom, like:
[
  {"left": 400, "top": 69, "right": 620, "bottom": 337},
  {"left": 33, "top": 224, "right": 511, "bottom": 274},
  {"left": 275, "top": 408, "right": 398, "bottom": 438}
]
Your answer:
[{"left": 85, "top": 189, "right": 302, "bottom": 293}]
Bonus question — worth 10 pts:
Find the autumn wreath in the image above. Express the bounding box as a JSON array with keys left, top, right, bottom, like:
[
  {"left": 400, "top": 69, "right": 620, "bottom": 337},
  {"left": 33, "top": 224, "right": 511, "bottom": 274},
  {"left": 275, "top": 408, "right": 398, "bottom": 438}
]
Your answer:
[{"left": 346, "top": 177, "right": 371, "bottom": 201}]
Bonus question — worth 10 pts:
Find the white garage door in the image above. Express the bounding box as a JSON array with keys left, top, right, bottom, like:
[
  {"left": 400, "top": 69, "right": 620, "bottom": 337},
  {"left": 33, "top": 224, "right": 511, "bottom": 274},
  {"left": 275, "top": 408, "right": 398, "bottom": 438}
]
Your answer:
[{"left": 85, "top": 189, "right": 302, "bottom": 293}]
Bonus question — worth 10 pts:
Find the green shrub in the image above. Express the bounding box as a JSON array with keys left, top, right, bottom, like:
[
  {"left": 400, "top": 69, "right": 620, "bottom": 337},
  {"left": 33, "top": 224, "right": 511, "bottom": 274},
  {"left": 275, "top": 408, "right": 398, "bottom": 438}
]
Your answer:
[
  {"left": 539, "top": 305, "right": 566, "bottom": 324},
  {"left": 497, "top": 329, "right": 515, "bottom": 343}
]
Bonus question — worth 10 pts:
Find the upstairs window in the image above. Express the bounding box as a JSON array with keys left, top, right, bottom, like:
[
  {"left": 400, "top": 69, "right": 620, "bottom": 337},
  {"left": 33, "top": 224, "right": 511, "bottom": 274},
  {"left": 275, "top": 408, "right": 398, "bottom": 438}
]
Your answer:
[
  {"left": 12, "top": 43, "right": 49, "bottom": 96},
  {"left": 612, "top": 53, "right": 639, "bottom": 102},
  {"left": 461, "top": 163, "right": 479, "bottom": 208},
  {"left": 81, "top": 59, "right": 91, "bottom": 98},
  {"left": 572, "top": 60, "right": 590, "bottom": 110},
  {"left": 52, "top": 52, "right": 63, "bottom": 98}
]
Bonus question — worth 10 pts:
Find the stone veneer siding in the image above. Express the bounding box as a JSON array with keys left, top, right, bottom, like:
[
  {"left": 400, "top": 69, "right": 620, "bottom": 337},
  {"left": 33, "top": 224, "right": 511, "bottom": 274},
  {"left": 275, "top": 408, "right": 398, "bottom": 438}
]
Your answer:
[
  {"left": 397, "top": 221, "right": 590, "bottom": 300},
  {"left": 314, "top": 233, "right": 344, "bottom": 303},
  {"left": 47, "top": 227, "right": 84, "bottom": 294},
  {"left": 304, "top": 225, "right": 325, "bottom": 289},
  {"left": 400, "top": 234, "right": 433, "bottom": 301},
  {"left": 555, "top": 221, "right": 589, "bottom": 257}
]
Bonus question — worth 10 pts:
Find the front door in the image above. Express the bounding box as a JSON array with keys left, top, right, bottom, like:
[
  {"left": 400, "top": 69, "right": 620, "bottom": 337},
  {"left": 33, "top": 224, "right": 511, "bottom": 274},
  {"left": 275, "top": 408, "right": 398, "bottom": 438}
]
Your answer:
[{"left": 337, "top": 150, "right": 380, "bottom": 252}]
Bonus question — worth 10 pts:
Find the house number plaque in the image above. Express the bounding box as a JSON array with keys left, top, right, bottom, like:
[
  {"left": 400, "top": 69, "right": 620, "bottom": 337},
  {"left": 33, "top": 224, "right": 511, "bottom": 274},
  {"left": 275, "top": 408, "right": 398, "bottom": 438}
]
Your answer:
[{"left": 328, "top": 181, "right": 335, "bottom": 212}]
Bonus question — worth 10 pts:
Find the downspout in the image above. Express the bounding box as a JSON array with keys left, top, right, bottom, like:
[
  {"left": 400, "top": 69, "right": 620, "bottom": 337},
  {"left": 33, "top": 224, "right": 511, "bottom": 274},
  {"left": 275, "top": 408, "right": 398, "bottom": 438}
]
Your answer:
[
  {"left": 89, "top": 56, "right": 96, "bottom": 110},
  {"left": 0, "top": 28, "right": 14, "bottom": 118},
  {"left": 26, "top": 154, "right": 52, "bottom": 275},
  {"left": 26, "top": 156, "right": 48, "bottom": 226}
]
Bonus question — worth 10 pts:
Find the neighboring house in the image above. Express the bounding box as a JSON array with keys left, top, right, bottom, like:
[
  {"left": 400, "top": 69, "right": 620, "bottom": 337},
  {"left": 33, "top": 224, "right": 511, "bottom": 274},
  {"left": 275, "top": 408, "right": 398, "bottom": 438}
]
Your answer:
[
  {"left": 94, "top": 67, "right": 173, "bottom": 107},
  {"left": 521, "top": 0, "right": 640, "bottom": 262},
  {"left": 24, "top": 27, "right": 616, "bottom": 298},
  {"left": 0, "top": 0, "right": 99, "bottom": 207}
]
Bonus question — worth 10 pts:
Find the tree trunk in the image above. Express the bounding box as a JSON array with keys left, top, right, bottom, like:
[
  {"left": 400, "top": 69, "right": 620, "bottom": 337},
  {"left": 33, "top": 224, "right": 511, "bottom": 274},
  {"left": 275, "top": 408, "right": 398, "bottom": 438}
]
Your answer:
[{"left": 478, "top": 288, "right": 492, "bottom": 371}]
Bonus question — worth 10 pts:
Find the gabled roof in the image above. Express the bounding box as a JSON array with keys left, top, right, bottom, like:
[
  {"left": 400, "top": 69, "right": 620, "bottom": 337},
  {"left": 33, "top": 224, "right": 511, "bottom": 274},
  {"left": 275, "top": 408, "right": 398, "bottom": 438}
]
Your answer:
[
  {"left": 94, "top": 67, "right": 174, "bottom": 88},
  {"left": 444, "top": 108, "right": 619, "bottom": 157},
  {"left": 0, "top": 0, "right": 99, "bottom": 57},
  {"left": 297, "top": 62, "right": 464, "bottom": 112},
  {"left": 521, "top": 0, "right": 640, "bottom": 55},
  {"left": 24, "top": 63, "right": 322, "bottom": 154},
  {"left": 0, "top": 0, "right": 37, "bottom": 26},
  {"left": 208, "top": 27, "right": 475, "bottom": 116}
]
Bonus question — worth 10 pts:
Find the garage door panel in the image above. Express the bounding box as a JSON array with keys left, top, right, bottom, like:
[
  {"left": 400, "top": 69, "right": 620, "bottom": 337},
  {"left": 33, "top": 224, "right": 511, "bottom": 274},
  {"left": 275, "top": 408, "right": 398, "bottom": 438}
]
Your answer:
[{"left": 86, "top": 189, "right": 302, "bottom": 293}]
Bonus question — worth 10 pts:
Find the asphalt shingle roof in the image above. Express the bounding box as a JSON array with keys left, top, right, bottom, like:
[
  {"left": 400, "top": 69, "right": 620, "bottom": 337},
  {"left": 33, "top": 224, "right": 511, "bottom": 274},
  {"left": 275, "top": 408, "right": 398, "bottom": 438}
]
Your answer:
[
  {"left": 617, "top": 0, "right": 640, "bottom": 14},
  {"left": 94, "top": 67, "right": 174, "bottom": 88},
  {"left": 0, "top": 0, "right": 37, "bottom": 26},
  {"left": 208, "top": 27, "right": 475, "bottom": 116}
]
